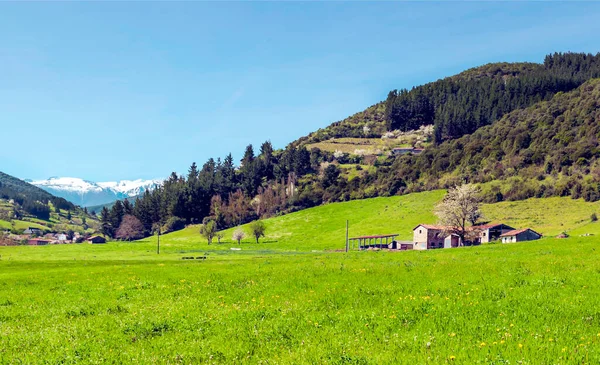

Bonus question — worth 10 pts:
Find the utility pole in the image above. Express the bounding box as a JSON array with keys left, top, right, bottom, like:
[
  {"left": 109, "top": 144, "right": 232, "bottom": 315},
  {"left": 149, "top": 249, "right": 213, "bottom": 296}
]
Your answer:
[{"left": 345, "top": 220, "right": 349, "bottom": 252}]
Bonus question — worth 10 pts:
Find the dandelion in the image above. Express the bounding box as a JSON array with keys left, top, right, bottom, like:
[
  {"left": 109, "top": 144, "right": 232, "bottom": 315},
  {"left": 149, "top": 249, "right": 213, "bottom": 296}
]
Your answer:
[
  {"left": 518, "top": 343, "right": 523, "bottom": 349},
  {"left": 449, "top": 355, "right": 456, "bottom": 361},
  {"left": 449, "top": 333, "right": 456, "bottom": 337},
  {"left": 562, "top": 347, "right": 567, "bottom": 352},
  {"left": 480, "top": 342, "right": 486, "bottom": 347},
  {"left": 500, "top": 340, "right": 505, "bottom": 344}
]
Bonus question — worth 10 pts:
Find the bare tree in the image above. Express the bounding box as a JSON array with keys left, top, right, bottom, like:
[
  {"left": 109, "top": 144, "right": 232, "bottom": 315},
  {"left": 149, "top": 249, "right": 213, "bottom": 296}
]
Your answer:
[
  {"left": 434, "top": 184, "right": 483, "bottom": 246},
  {"left": 200, "top": 220, "right": 217, "bottom": 245},
  {"left": 115, "top": 215, "right": 146, "bottom": 241},
  {"left": 249, "top": 220, "right": 266, "bottom": 244},
  {"left": 232, "top": 228, "right": 245, "bottom": 245}
]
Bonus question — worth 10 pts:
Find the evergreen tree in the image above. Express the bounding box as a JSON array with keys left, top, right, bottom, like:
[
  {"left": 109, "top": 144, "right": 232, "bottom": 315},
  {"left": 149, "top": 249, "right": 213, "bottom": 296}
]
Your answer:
[
  {"left": 110, "top": 200, "right": 125, "bottom": 231},
  {"left": 100, "top": 207, "right": 113, "bottom": 238}
]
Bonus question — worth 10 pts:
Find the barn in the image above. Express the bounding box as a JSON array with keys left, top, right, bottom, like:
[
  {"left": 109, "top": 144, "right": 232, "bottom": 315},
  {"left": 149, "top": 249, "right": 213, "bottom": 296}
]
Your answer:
[{"left": 500, "top": 228, "right": 542, "bottom": 243}]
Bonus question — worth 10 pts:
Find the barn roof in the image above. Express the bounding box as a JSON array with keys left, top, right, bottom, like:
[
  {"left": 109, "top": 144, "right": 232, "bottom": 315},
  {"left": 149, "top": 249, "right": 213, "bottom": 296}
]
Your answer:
[
  {"left": 473, "top": 222, "right": 511, "bottom": 230},
  {"left": 500, "top": 228, "right": 541, "bottom": 237}
]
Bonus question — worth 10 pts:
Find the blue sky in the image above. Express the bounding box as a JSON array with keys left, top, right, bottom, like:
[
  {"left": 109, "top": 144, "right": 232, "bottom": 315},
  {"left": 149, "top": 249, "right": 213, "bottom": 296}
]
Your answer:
[{"left": 2, "top": 2, "right": 600, "bottom": 182}]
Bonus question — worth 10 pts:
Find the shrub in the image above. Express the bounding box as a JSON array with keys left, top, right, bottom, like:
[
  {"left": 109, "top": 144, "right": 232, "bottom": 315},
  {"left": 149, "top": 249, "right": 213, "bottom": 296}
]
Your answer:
[
  {"left": 591, "top": 213, "right": 598, "bottom": 222},
  {"left": 162, "top": 216, "right": 186, "bottom": 234},
  {"left": 232, "top": 228, "right": 245, "bottom": 245}
]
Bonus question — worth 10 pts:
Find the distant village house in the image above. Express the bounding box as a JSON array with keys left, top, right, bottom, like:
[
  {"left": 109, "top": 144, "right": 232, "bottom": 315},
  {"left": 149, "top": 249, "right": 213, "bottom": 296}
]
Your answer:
[
  {"left": 87, "top": 235, "right": 106, "bottom": 244},
  {"left": 28, "top": 238, "right": 50, "bottom": 246}
]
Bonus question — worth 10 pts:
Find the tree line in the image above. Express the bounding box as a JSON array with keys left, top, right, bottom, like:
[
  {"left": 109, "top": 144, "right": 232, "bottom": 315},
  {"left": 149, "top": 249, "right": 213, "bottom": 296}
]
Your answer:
[
  {"left": 98, "top": 141, "right": 347, "bottom": 239},
  {"left": 385, "top": 52, "right": 600, "bottom": 142}
]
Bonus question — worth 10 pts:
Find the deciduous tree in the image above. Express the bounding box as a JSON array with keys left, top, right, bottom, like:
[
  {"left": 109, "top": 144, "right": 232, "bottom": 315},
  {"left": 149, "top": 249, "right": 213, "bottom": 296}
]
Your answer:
[
  {"left": 115, "top": 215, "right": 145, "bottom": 241},
  {"left": 434, "top": 184, "right": 483, "bottom": 245},
  {"left": 200, "top": 220, "right": 217, "bottom": 245},
  {"left": 249, "top": 220, "right": 266, "bottom": 244}
]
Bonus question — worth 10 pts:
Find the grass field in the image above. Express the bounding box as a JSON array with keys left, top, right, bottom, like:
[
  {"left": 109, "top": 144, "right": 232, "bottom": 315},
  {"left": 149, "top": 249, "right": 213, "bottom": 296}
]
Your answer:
[
  {"left": 2, "top": 238, "right": 600, "bottom": 363},
  {"left": 2, "top": 192, "right": 600, "bottom": 363}
]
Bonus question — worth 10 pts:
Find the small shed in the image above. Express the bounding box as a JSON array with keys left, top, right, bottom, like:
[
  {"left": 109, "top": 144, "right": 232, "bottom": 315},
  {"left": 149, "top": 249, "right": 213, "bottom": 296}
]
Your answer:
[
  {"left": 348, "top": 234, "right": 399, "bottom": 250},
  {"left": 500, "top": 228, "right": 542, "bottom": 243},
  {"left": 88, "top": 235, "right": 106, "bottom": 244}
]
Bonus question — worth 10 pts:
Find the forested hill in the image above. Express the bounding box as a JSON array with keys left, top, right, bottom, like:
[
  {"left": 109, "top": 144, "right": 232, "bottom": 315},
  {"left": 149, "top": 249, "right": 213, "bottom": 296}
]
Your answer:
[
  {"left": 298, "top": 53, "right": 600, "bottom": 146},
  {"left": 0, "top": 171, "right": 76, "bottom": 216},
  {"left": 100, "top": 52, "right": 600, "bottom": 241},
  {"left": 381, "top": 78, "right": 600, "bottom": 202}
]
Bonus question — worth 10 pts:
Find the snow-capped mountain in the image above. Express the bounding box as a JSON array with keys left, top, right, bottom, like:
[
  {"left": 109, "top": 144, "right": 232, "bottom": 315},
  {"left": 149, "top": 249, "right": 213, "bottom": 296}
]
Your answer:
[{"left": 27, "top": 177, "right": 162, "bottom": 207}]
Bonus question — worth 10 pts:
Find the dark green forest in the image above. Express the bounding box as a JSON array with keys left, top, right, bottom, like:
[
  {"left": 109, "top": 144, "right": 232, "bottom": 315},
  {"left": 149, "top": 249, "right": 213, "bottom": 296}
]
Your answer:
[
  {"left": 99, "top": 52, "right": 600, "bottom": 239},
  {"left": 385, "top": 52, "right": 600, "bottom": 142}
]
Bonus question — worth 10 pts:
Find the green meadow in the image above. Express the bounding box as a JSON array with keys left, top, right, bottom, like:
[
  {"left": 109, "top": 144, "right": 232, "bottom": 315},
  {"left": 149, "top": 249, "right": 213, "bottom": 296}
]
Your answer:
[{"left": 2, "top": 191, "right": 600, "bottom": 363}]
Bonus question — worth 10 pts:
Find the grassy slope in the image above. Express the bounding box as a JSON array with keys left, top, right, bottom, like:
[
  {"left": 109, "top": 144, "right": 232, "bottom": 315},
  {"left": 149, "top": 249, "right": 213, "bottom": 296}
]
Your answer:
[{"left": 212, "top": 191, "right": 600, "bottom": 251}]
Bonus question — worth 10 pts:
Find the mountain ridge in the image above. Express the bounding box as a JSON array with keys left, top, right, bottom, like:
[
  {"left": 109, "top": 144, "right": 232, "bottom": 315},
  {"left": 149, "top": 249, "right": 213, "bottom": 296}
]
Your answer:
[{"left": 29, "top": 177, "right": 161, "bottom": 207}]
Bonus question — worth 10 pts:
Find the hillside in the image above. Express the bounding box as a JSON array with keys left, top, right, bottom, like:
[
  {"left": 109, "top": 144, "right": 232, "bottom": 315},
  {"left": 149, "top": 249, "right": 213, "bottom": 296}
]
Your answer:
[
  {"left": 297, "top": 53, "right": 600, "bottom": 147},
  {"left": 383, "top": 78, "right": 600, "bottom": 202},
  {"left": 0, "top": 171, "right": 71, "bottom": 207},
  {"left": 0, "top": 171, "right": 98, "bottom": 237},
  {"left": 0, "top": 171, "right": 75, "bottom": 219}
]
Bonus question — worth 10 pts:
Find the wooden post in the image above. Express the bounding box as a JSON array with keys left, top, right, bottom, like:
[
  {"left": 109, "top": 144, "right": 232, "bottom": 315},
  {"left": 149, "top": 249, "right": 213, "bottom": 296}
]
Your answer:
[
  {"left": 157, "top": 229, "right": 160, "bottom": 255},
  {"left": 345, "top": 220, "right": 349, "bottom": 252}
]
